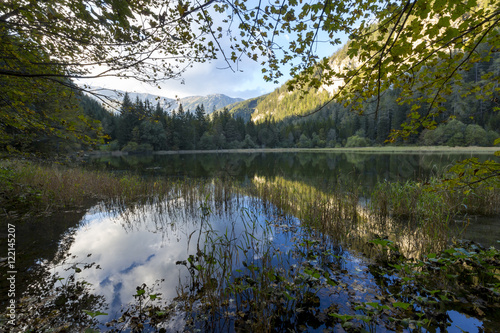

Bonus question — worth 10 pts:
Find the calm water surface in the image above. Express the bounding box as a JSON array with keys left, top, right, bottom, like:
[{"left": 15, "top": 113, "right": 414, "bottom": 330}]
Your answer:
[
  {"left": 87, "top": 151, "right": 481, "bottom": 183},
  {"left": 2, "top": 151, "right": 498, "bottom": 332}
]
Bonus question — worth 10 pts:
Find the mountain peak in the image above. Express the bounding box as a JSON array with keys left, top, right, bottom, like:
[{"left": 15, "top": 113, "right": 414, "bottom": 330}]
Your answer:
[{"left": 86, "top": 87, "right": 244, "bottom": 114}]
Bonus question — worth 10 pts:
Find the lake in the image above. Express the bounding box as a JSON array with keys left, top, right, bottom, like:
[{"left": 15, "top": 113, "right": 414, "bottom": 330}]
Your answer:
[{"left": 2, "top": 151, "right": 499, "bottom": 332}]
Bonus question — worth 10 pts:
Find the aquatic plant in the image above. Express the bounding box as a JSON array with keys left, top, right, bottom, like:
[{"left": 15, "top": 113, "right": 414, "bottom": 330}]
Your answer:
[
  {"left": 0, "top": 159, "right": 175, "bottom": 216},
  {"left": 171, "top": 203, "right": 500, "bottom": 332},
  {"left": 365, "top": 239, "right": 500, "bottom": 332},
  {"left": 2, "top": 162, "right": 499, "bottom": 332},
  {"left": 371, "top": 178, "right": 500, "bottom": 222},
  {"left": 0, "top": 255, "right": 106, "bottom": 332}
]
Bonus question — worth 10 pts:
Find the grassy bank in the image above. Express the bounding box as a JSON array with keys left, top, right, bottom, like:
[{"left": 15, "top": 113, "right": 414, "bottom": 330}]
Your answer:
[
  {"left": 91, "top": 146, "right": 499, "bottom": 155},
  {"left": 0, "top": 159, "right": 172, "bottom": 217}
]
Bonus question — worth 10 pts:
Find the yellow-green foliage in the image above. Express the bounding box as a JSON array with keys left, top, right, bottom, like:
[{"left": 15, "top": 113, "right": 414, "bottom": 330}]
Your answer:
[
  {"left": 0, "top": 159, "right": 171, "bottom": 214},
  {"left": 371, "top": 178, "right": 500, "bottom": 223},
  {"left": 249, "top": 175, "right": 360, "bottom": 231},
  {"left": 251, "top": 85, "right": 330, "bottom": 123}
]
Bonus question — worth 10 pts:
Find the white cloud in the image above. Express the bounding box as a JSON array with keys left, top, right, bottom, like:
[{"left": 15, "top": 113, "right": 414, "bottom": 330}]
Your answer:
[
  {"left": 84, "top": 56, "right": 284, "bottom": 100},
  {"left": 79, "top": 6, "right": 346, "bottom": 101}
]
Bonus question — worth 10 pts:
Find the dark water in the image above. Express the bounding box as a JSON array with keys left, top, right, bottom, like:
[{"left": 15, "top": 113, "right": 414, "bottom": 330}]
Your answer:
[
  {"left": 2, "top": 151, "right": 498, "bottom": 332},
  {"left": 86, "top": 151, "right": 485, "bottom": 189}
]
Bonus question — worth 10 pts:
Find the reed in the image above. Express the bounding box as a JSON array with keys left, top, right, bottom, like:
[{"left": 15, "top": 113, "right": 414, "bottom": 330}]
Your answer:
[
  {"left": 0, "top": 159, "right": 174, "bottom": 215},
  {"left": 372, "top": 178, "right": 500, "bottom": 219},
  {"left": 247, "top": 176, "right": 362, "bottom": 233},
  {"left": 4, "top": 169, "right": 499, "bottom": 332},
  {"left": 243, "top": 174, "right": 500, "bottom": 260},
  {"left": 174, "top": 203, "right": 348, "bottom": 332}
]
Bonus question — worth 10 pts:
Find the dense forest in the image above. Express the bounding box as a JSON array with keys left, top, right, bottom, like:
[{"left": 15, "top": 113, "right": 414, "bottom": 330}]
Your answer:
[
  {"left": 81, "top": 41, "right": 500, "bottom": 152},
  {"left": 236, "top": 39, "right": 500, "bottom": 148},
  {"left": 1, "top": 0, "right": 499, "bottom": 156},
  {"left": 0, "top": 77, "right": 103, "bottom": 155},
  {"left": 82, "top": 87, "right": 499, "bottom": 153}
]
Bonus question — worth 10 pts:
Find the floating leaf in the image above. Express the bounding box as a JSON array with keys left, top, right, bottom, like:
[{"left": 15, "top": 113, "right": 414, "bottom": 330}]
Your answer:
[
  {"left": 83, "top": 310, "right": 108, "bottom": 318},
  {"left": 393, "top": 302, "right": 411, "bottom": 310}
]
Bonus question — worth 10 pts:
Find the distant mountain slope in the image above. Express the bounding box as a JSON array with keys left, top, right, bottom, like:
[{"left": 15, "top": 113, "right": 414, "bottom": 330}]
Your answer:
[
  {"left": 250, "top": 85, "right": 331, "bottom": 123},
  {"left": 178, "top": 94, "right": 244, "bottom": 113},
  {"left": 224, "top": 95, "right": 268, "bottom": 122},
  {"left": 86, "top": 87, "right": 244, "bottom": 114},
  {"left": 239, "top": 44, "right": 351, "bottom": 123}
]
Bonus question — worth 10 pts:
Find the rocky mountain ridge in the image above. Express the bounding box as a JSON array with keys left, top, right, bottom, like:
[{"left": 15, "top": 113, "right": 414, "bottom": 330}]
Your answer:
[{"left": 87, "top": 87, "right": 244, "bottom": 114}]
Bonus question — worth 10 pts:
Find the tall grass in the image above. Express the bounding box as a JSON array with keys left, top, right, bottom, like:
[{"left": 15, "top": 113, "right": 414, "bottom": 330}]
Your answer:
[
  {"left": 0, "top": 159, "right": 173, "bottom": 215},
  {"left": 175, "top": 204, "right": 347, "bottom": 332},
  {"left": 371, "top": 178, "right": 500, "bottom": 222},
  {"left": 245, "top": 174, "right": 500, "bottom": 259},
  {"left": 368, "top": 178, "right": 500, "bottom": 256},
  {"left": 4, "top": 165, "right": 499, "bottom": 332},
  {"left": 172, "top": 176, "right": 500, "bottom": 331}
]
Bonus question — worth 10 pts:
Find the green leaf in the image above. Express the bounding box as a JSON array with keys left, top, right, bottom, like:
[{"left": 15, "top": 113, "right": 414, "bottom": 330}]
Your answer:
[
  {"left": 329, "top": 313, "right": 354, "bottom": 322},
  {"left": 83, "top": 310, "right": 108, "bottom": 318},
  {"left": 393, "top": 302, "right": 411, "bottom": 310},
  {"left": 283, "top": 291, "right": 295, "bottom": 301},
  {"left": 327, "top": 278, "right": 337, "bottom": 287},
  {"left": 365, "top": 302, "right": 379, "bottom": 308}
]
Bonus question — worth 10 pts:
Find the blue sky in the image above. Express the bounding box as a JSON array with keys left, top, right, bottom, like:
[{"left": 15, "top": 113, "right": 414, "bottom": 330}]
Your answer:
[
  {"left": 84, "top": 14, "right": 348, "bottom": 101},
  {"left": 88, "top": 56, "right": 283, "bottom": 100}
]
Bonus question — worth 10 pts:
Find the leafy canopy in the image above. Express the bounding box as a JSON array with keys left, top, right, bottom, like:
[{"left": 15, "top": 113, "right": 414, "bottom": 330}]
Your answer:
[
  {"left": 0, "top": 0, "right": 220, "bottom": 84},
  {"left": 218, "top": 0, "right": 499, "bottom": 131},
  {"left": 3, "top": 0, "right": 499, "bottom": 119},
  {"left": 217, "top": 0, "right": 500, "bottom": 187},
  {"left": 0, "top": 0, "right": 220, "bottom": 151}
]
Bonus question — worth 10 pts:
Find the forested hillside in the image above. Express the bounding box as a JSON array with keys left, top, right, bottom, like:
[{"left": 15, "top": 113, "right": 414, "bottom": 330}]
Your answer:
[
  {"left": 83, "top": 31, "right": 500, "bottom": 152},
  {"left": 86, "top": 79, "right": 499, "bottom": 152},
  {"left": 0, "top": 78, "right": 103, "bottom": 155},
  {"left": 220, "top": 38, "right": 500, "bottom": 148},
  {"left": 225, "top": 95, "right": 268, "bottom": 122},
  {"left": 19, "top": 39, "right": 498, "bottom": 154}
]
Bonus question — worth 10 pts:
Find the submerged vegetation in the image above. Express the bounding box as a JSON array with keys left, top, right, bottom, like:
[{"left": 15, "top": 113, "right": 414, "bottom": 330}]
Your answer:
[
  {"left": 173, "top": 222, "right": 500, "bottom": 332},
  {"left": 1, "top": 154, "right": 499, "bottom": 332},
  {"left": 0, "top": 159, "right": 173, "bottom": 217}
]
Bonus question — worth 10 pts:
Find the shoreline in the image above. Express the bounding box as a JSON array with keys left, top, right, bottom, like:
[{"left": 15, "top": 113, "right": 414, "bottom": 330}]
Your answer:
[{"left": 87, "top": 146, "right": 500, "bottom": 156}]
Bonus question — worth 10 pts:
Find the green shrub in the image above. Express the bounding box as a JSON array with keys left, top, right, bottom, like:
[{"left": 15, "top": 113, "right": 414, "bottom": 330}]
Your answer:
[{"left": 345, "top": 135, "right": 369, "bottom": 147}]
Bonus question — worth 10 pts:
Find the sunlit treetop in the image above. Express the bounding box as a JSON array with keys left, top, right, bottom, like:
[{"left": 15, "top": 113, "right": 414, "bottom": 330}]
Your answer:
[{"left": 220, "top": 0, "right": 500, "bottom": 137}]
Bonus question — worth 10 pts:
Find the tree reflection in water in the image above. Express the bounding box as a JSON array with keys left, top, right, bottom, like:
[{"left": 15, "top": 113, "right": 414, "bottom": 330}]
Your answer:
[{"left": 2, "top": 167, "right": 499, "bottom": 332}]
